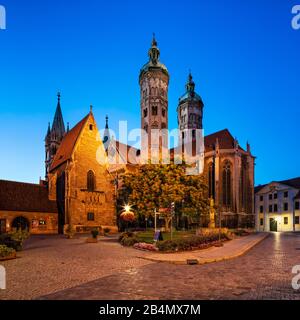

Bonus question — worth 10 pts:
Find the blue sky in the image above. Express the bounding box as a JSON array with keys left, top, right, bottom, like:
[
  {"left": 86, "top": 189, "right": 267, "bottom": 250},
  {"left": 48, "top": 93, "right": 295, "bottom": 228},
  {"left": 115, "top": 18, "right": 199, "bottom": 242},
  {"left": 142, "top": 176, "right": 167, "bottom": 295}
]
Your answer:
[{"left": 0, "top": 0, "right": 299, "bottom": 185}]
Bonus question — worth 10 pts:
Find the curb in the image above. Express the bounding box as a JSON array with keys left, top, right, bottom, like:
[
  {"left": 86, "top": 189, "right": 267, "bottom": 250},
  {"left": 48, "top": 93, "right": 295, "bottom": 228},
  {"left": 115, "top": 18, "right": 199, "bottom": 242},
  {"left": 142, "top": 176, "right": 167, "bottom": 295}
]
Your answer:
[{"left": 138, "top": 233, "right": 270, "bottom": 265}]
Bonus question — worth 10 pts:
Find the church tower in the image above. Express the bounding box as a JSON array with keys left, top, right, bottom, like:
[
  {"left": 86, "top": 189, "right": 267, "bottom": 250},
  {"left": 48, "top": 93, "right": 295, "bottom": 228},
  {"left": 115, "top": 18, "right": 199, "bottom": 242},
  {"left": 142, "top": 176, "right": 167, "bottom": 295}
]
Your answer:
[
  {"left": 139, "top": 35, "right": 169, "bottom": 161},
  {"left": 45, "top": 92, "right": 66, "bottom": 178},
  {"left": 177, "top": 72, "right": 204, "bottom": 172}
]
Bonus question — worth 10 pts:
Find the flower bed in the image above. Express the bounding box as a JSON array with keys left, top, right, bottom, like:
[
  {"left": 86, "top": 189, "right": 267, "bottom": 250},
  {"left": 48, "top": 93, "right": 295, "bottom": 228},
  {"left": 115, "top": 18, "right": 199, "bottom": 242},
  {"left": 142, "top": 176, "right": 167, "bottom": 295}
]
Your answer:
[
  {"left": 156, "top": 232, "right": 232, "bottom": 252},
  {"left": 133, "top": 242, "right": 158, "bottom": 252}
]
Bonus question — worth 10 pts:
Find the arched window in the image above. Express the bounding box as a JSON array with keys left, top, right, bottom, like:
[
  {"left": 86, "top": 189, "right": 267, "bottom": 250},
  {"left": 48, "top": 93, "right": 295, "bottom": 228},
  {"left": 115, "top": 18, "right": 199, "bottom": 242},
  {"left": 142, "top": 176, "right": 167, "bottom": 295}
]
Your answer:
[
  {"left": 208, "top": 162, "right": 215, "bottom": 199},
  {"left": 222, "top": 161, "right": 232, "bottom": 207},
  {"left": 87, "top": 170, "right": 95, "bottom": 192}
]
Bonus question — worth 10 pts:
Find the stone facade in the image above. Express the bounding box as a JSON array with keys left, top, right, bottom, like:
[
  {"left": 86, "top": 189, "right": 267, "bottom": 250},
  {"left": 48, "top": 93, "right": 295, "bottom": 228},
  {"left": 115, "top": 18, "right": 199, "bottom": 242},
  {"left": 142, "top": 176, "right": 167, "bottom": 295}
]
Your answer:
[
  {"left": 0, "top": 211, "right": 58, "bottom": 234},
  {"left": 140, "top": 36, "right": 169, "bottom": 161},
  {"left": 48, "top": 111, "right": 116, "bottom": 233},
  {"left": 204, "top": 132, "right": 255, "bottom": 228}
]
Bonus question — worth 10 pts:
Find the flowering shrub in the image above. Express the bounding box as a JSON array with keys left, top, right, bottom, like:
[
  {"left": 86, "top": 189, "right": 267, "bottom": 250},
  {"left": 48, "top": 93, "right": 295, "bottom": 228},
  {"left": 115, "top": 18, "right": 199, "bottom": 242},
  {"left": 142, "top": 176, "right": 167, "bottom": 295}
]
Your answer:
[{"left": 133, "top": 242, "right": 158, "bottom": 252}]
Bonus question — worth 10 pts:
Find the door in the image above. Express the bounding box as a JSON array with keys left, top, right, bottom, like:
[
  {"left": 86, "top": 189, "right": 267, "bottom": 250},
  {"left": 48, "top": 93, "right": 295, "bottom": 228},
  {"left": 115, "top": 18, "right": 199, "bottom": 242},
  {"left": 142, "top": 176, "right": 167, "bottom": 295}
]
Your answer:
[
  {"left": 0, "top": 219, "right": 6, "bottom": 234},
  {"left": 12, "top": 217, "right": 29, "bottom": 231},
  {"left": 270, "top": 218, "right": 277, "bottom": 232}
]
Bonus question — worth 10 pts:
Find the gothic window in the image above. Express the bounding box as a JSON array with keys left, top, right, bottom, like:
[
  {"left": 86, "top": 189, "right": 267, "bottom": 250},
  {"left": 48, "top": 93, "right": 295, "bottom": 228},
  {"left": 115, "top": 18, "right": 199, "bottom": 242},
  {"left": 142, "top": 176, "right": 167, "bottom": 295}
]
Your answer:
[
  {"left": 208, "top": 162, "right": 215, "bottom": 199},
  {"left": 143, "top": 109, "right": 148, "bottom": 118},
  {"left": 152, "top": 106, "right": 158, "bottom": 116},
  {"left": 222, "top": 160, "right": 232, "bottom": 207},
  {"left": 162, "top": 108, "right": 166, "bottom": 117},
  {"left": 87, "top": 170, "right": 95, "bottom": 192}
]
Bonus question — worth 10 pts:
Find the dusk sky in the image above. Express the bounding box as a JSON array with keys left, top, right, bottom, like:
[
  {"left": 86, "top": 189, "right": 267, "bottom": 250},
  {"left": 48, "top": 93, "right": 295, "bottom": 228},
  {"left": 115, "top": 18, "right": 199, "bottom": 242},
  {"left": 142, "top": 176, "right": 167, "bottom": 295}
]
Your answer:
[{"left": 0, "top": 0, "right": 299, "bottom": 185}]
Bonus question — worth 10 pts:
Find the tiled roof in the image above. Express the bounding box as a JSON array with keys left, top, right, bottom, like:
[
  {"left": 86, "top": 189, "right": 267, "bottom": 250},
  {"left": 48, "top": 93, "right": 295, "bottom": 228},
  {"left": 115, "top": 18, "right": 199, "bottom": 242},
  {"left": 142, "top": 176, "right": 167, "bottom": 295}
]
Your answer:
[
  {"left": 0, "top": 180, "right": 57, "bottom": 213},
  {"left": 50, "top": 114, "right": 89, "bottom": 171},
  {"left": 255, "top": 177, "right": 300, "bottom": 194},
  {"left": 204, "top": 129, "right": 237, "bottom": 152}
]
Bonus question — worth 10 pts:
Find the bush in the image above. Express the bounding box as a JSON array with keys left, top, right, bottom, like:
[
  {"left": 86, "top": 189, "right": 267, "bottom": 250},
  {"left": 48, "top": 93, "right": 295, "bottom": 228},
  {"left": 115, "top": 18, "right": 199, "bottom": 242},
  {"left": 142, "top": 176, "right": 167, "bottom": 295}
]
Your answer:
[
  {"left": 91, "top": 228, "right": 99, "bottom": 239},
  {"left": 65, "top": 224, "right": 76, "bottom": 238},
  {"left": 118, "top": 232, "right": 138, "bottom": 247},
  {"left": 0, "top": 233, "right": 23, "bottom": 251},
  {"left": 0, "top": 245, "right": 16, "bottom": 258},
  {"left": 103, "top": 228, "right": 111, "bottom": 235}
]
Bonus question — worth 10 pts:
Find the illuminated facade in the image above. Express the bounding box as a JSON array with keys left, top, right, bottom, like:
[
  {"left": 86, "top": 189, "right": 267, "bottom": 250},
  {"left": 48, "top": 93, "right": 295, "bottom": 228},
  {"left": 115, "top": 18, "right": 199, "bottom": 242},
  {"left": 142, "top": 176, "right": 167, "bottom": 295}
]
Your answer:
[{"left": 255, "top": 178, "right": 300, "bottom": 232}]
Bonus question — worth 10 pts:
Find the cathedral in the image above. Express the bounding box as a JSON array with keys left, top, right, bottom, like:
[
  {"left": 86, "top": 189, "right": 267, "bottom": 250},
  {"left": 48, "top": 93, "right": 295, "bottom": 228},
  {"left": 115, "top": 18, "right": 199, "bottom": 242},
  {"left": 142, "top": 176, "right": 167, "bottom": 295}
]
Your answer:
[{"left": 0, "top": 36, "right": 255, "bottom": 235}]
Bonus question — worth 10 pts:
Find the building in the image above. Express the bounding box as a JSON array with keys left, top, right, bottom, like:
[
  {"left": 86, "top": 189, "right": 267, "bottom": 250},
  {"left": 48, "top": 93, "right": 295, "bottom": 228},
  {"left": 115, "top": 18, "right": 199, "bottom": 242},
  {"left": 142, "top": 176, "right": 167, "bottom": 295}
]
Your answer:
[
  {"left": 0, "top": 36, "right": 255, "bottom": 234},
  {"left": 255, "top": 177, "right": 300, "bottom": 232},
  {"left": 0, "top": 180, "right": 58, "bottom": 234}
]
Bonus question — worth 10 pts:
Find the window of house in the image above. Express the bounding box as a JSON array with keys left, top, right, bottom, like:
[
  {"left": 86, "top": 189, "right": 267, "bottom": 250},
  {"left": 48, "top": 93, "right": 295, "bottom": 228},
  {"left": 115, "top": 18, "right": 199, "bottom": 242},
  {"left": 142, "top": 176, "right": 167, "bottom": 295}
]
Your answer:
[
  {"left": 269, "top": 194, "right": 272, "bottom": 200},
  {"left": 89, "top": 124, "right": 93, "bottom": 131},
  {"left": 152, "top": 106, "right": 158, "bottom": 116},
  {"left": 295, "top": 216, "right": 300, "bottom": 225},
  {"left": 274, "top": 193, "right": 278, "bottom": 199},
  {"left": 269, "top": 205, "right": 272, "bottom": 213},
  {"left": 260, "top": 206, "right": 263, "bottom": 213},
  {"left": 284, "top": 217, "right": 288, "bottom": 225},
  {"left": 87, "top": 170, "right": 95, "bottom": 192},
  {"left": 260, "top": 218, "right": 264, "bottom": 226},
  {"left": 274, "top": 204, "right": 278, "bottom": 212},
  {"left": 192, "top": 129, "right": 196, "bottom": 139},
  {"left": 295, "top": 201, "right": 300, "bottom": 210},
  {"left": 143, "top": 109, "right": 148, "bottom": 117},
  {"left": 39, "top": 220, "right": 46, "bottom": 225},
  {"left": 284, "top": 203, "right": 288, "bottom": 211},
  {"left": 87, "top": 212, "right": 95, "bottom": 221},
  {"left": 284, "top": 191, "right": 288, "bottom": 198},
  {"left": 260, "top": 195, "right": 263, "bottom": 202}
]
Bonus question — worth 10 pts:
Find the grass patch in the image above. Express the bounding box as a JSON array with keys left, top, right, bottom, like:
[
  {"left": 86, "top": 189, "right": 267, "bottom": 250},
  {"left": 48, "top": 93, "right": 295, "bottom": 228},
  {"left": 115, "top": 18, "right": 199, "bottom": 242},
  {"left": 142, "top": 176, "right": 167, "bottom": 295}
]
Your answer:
[{"left": 136, "top": 230, "right": 195, "bottom": 244}]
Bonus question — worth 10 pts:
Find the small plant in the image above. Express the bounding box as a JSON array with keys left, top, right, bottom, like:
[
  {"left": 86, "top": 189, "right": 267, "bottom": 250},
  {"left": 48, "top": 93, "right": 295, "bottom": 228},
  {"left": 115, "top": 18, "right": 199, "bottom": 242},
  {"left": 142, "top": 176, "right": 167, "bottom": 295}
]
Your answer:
[
  {"left": 91, "top": 228, "right": 99, "bottom": 239},
  {"left": 0, "top": 245, "right": 16, "bottom": 258},
  {"left": 118, "top": 232, "right": 138, "bottom": 246},
  {"left": 103, "top": 227, "right": 111, "bottom": 236},
  {"left": 8, "top": 229, "right": 30, "bottom": 251},
  {"left": 65, "top": 224, "right": 75, "bottom": 239}
]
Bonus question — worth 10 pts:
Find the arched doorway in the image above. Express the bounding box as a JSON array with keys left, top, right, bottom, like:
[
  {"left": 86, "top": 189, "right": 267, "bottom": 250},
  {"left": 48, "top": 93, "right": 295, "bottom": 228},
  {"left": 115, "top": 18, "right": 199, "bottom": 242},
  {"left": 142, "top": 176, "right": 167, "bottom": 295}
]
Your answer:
[{"left": 12, "top": 216, "right": 29, "bottom": 231}]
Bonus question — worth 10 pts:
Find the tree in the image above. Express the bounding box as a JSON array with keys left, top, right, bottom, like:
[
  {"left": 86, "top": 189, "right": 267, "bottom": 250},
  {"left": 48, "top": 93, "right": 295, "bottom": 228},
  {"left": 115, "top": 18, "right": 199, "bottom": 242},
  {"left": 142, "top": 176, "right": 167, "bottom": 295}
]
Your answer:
[{"left": 119, "top": 163, "right": 209, "bottom": 231}]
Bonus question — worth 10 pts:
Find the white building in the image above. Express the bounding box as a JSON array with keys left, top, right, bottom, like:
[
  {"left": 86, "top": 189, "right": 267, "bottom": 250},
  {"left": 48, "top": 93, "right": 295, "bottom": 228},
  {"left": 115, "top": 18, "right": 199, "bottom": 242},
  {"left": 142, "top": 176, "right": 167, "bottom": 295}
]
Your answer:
[{"left": 255, "top": 177, "right": 300, "bottom": 232}]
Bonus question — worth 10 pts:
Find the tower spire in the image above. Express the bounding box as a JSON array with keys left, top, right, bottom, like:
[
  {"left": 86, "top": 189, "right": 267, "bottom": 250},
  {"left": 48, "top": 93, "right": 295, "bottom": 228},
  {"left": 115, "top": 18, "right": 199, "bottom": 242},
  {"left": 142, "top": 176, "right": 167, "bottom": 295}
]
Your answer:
[
  {"left": 148, "top": 33, "right": 160, "bottom": 65},
  {"left": 103, "top": 115, "right": 111, "bottom": 151}
]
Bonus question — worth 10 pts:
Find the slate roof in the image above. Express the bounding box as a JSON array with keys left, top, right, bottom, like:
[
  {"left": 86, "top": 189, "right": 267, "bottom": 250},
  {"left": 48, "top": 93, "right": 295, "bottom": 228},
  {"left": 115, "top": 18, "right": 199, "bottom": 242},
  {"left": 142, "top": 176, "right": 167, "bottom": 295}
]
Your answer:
[
  {"left": 255, "top": 177, "right": 300, "bottom": 194},
  {"left": 0, "top": 180, "right": 58, "bottom": 213}
]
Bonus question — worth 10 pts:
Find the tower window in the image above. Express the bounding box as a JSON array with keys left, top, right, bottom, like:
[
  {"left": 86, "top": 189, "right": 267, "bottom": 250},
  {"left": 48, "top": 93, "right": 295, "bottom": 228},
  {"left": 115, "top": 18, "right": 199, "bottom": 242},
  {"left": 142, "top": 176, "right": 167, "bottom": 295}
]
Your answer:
[
  {"left": 144, "top": 124, "right": 148, "bottom": 133},
  {"left": 152, "top": 106, "right": 158, "bottom": 116},
  {"left": 87, "top": 212, "right": 95, "bottom": 221},
  {"left": 143, "top": 109, "right": 148, "bottom": 118},
  {"left": 192, "top": 129, "right": 196, "bottom": 139},
  {"left": 161, "top": 123, "right": 166, "bottom": 129},
  {"left": 162, "top": 108, "right": 166, "bottom": 117},
  {"left": 87, "top": 170, "right": 95, "bottom": 191},
  {"left": 89, "top": 124, "right": 93, "bottom": 131}
]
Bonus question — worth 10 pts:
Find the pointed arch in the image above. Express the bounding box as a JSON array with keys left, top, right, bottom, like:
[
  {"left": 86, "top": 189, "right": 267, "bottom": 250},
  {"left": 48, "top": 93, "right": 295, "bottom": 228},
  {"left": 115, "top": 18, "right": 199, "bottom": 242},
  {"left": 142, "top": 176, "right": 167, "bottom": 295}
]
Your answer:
[{"left": 87, "top": 170, "right": 96, "bottom": 192}]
